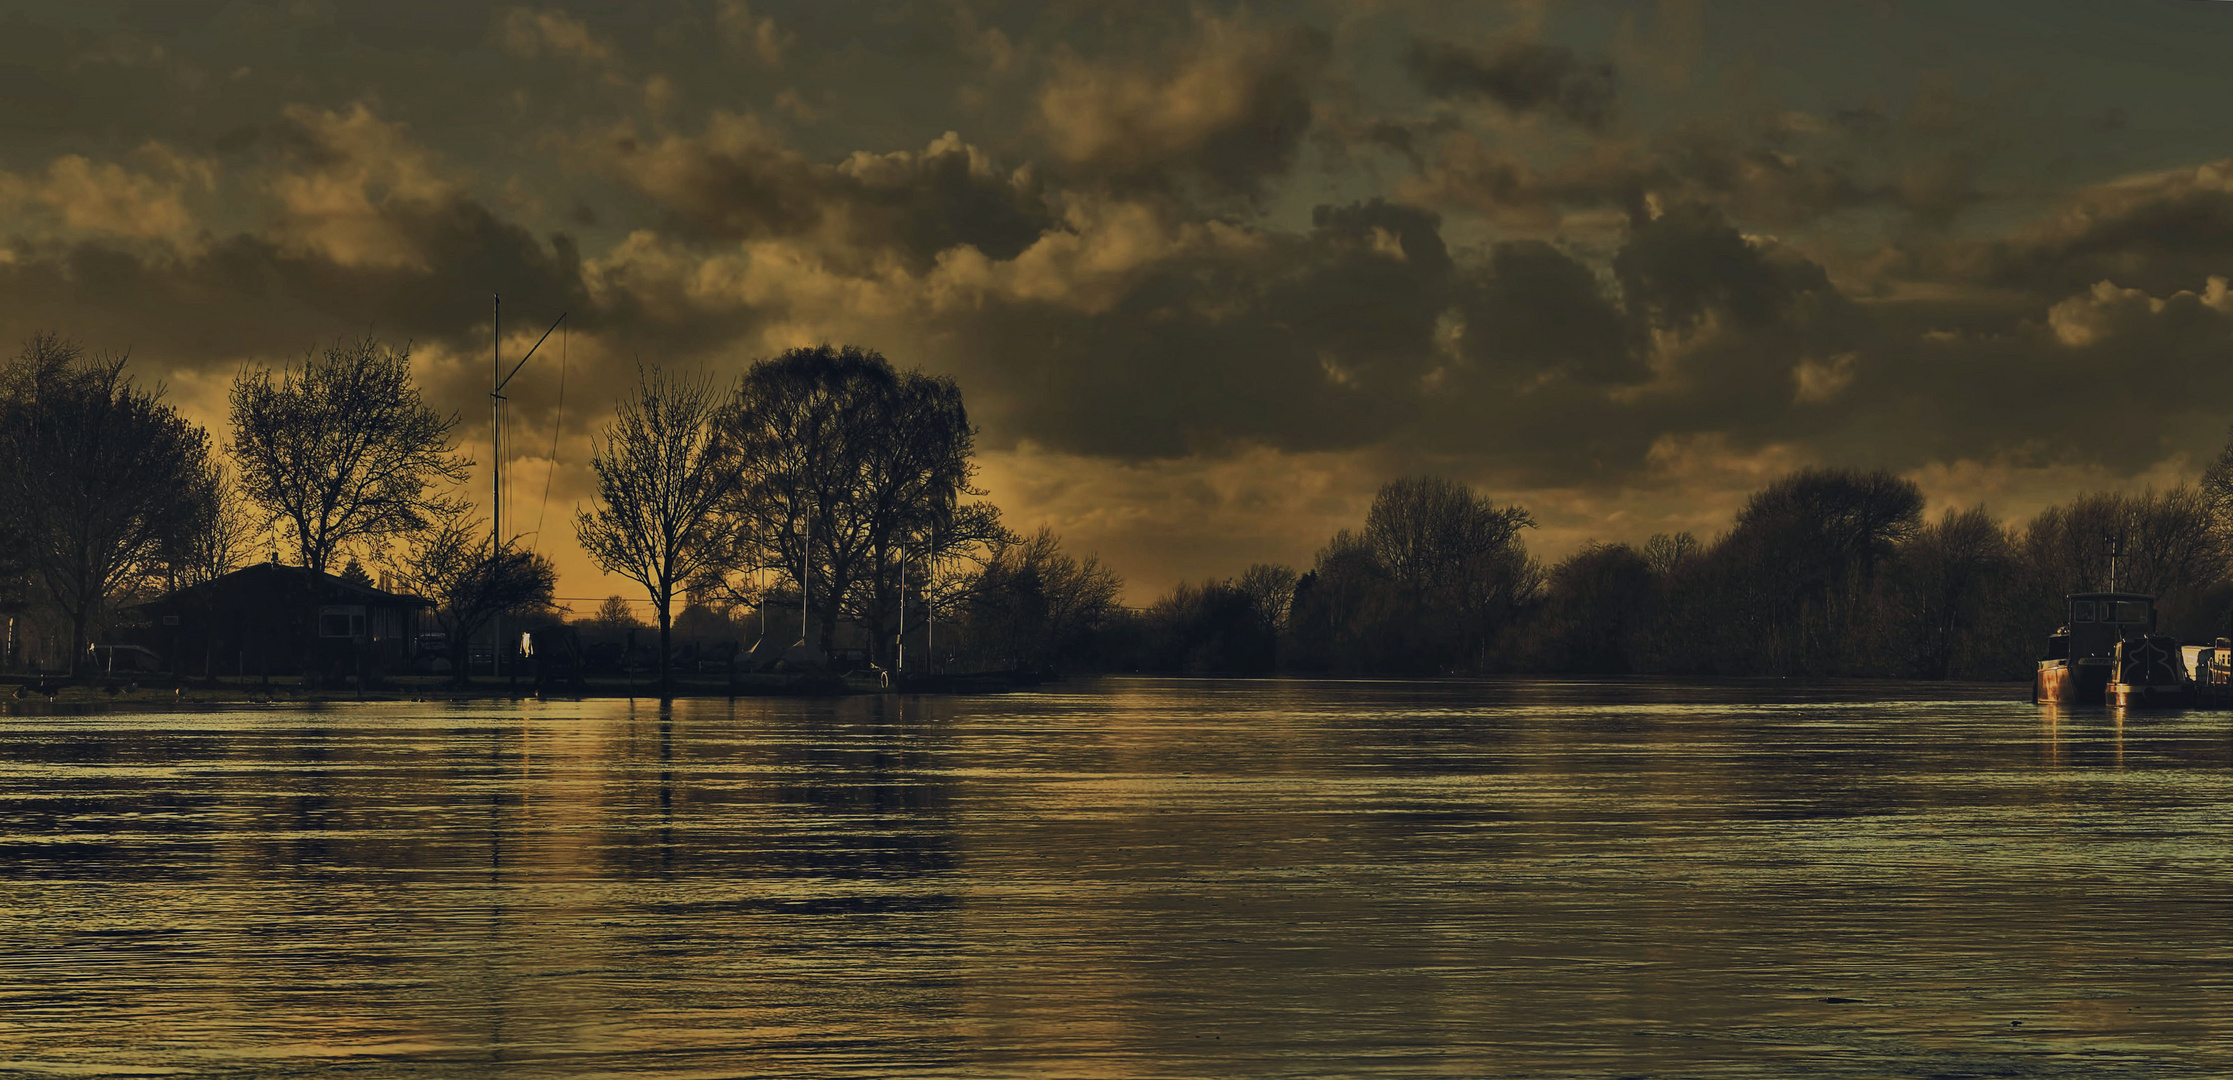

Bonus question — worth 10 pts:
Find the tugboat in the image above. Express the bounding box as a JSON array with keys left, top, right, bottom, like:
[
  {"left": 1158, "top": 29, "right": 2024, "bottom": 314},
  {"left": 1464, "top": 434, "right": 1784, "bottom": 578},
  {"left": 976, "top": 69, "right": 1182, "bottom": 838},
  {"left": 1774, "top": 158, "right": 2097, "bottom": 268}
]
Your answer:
[{"left": 2035, "top": 591, "right": 2190, "bottom": 707}]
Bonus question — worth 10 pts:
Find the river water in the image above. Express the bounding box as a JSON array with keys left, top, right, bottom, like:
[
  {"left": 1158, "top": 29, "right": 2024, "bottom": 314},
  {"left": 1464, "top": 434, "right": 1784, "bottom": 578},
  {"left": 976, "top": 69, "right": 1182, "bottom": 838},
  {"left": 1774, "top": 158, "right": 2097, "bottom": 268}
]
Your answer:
[{"left": 0, "top": 678, "right": 2227, "bottom": 1077}]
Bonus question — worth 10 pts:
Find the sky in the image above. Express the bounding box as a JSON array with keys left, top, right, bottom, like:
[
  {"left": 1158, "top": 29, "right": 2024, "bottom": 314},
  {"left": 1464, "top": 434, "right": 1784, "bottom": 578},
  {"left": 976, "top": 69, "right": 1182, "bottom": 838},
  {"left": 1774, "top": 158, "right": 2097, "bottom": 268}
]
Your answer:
[{"left": 5, "top": 0, "right": 2233, "bottom": 607}]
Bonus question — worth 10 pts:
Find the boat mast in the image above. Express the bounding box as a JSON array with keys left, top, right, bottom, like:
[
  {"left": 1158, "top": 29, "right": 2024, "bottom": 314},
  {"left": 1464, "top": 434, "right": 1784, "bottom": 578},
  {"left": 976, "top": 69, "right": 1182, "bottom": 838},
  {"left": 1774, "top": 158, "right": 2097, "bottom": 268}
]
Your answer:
[
  {"left": 492, "top": 294, "right": 501, "bottom": 679},
  {"left": 927, "top": 521, "right": 934, "bottom": 674},
  {"left": 801, "top": 509, "right": 811, "bottom": 644},
  {"left": 485, "top": 300, "right": 565, "bottom": 680}
]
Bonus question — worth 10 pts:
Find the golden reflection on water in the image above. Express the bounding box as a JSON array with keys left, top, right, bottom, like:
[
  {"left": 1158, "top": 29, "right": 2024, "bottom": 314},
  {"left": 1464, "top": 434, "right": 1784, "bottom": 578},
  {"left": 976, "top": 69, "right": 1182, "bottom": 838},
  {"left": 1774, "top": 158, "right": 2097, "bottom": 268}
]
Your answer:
[{"left": 0, "top": 679, "right": 2229, "bottom": 1077}]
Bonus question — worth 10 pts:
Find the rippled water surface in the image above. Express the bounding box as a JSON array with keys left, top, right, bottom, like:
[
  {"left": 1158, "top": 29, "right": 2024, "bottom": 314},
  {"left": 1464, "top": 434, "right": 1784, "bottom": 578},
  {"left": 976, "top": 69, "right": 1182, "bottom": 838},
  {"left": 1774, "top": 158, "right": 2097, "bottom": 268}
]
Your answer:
[{"left": 2, "top": 678, "right": 2229, "bottom": 1077}]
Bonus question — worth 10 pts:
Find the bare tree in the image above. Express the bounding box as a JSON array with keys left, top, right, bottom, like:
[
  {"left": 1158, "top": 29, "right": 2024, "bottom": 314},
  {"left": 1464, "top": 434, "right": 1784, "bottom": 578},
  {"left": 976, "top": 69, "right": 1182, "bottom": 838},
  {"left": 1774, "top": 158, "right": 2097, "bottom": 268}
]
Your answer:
[
  {"left": 574, "top": 365, "right": 732, "bottom": 696},
  {"left": 959, "top": 526, "right": 1124, "bottom": 669},
  {"left": 0, "top": 333, "right": 214, "bottom": 676},
  {"left": 228, "top": 336, "right": 469, "bottom": 575},
  {"left": 398, "top": 503, "right": 558, "bottom": 683},
  {"left": 580, "top": 595, "right": 643, "bottom": 645},
  {"left": 1237, "top": 563, "right": 1299, "bottom": 636},
  {"left": 711, "top": 345, "right": 1007, "bottom": 667},
  {"left": 165, "top": 463, "right": 256, "bottom": 589},
  {"left": 1642, "top": 532, "right": 1701, "bottom": 577}
]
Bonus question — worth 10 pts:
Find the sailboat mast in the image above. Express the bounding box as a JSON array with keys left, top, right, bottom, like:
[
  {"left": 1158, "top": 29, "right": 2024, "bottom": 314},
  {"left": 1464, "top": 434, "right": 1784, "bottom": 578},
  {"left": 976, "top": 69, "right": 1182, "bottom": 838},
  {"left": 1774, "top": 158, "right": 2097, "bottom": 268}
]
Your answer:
[
  {"left": 492, "top": 293, "right": 501, "bottom": 679},
  {"left": 801, "top": 510, "right": 810, "bottom": 643}
]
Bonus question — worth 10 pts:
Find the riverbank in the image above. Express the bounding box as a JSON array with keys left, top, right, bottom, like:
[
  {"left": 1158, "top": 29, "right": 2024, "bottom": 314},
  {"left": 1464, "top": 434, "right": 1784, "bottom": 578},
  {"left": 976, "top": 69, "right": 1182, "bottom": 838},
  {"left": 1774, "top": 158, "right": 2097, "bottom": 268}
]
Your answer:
[{"left": 0, "top": 670, "right": 1017, "bottom": 706}]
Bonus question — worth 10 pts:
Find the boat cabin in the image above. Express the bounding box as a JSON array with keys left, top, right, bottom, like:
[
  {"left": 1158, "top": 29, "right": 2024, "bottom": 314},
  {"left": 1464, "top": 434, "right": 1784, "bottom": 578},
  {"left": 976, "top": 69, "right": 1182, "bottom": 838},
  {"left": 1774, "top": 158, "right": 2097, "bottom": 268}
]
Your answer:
[{"left": 2044, "top": 592, "right": 2157, "bottom": 662}]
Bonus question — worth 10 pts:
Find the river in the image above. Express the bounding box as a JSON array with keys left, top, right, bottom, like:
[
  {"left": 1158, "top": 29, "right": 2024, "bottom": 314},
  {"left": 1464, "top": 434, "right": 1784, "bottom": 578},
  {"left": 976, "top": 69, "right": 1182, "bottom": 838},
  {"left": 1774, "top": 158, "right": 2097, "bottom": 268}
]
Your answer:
[{"left": 0, "top": 678, "right": 2226, "bottom": 1076}]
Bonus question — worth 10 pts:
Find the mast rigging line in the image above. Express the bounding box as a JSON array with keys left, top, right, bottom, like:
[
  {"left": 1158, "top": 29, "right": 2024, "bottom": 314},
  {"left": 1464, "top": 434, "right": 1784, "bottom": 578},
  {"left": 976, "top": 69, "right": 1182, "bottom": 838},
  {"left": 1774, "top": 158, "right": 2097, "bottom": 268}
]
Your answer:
[
  {"left": 533, "top": 322, "right": 567, "bottom": 549},
  {"left": 491, "top": 298, "right": 565, "bottom": 680}
]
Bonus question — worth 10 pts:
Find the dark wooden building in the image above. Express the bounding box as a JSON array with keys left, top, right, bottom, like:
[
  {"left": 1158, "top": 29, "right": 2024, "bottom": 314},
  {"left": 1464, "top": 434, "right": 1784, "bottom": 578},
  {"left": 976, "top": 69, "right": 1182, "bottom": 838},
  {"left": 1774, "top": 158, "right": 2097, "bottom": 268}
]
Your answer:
[{"left": 125, "top": 560, "right": 432, "bottom": 681}]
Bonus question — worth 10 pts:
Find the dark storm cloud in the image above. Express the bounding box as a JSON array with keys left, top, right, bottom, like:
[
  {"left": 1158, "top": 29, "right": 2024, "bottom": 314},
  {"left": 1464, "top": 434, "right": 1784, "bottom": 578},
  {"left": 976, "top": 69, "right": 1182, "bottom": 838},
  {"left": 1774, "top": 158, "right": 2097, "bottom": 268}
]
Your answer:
[
  {"left": 1403, "top": 109, "right": 1982, "bottom": 232},
  {"left": 1614, "top": 201, "right": 1836, "bottom": 333},
  {"left": 1968, "top": 161, "right": 2233, "bottom": 298},
  {"left": 0, "top": 211, "right": 582, "bottom": 370},
  {"left": 0, "top": 105, "right": 594, "bottom": 371},
  {"left": 916, "top": 191, "right": 1870, "bottom": 487},
  {"left": 932, "top": 197, "right": 1456, "bottom": 460},
  {"left": 1403, "top": 38, "right": 1616, "bottom": 131},
  {"left": 583, "top": 117, "right": 1054, "bottom": 267},
  {"left": 1458, "top": 241, "right": 1635, "bottom": 385}
]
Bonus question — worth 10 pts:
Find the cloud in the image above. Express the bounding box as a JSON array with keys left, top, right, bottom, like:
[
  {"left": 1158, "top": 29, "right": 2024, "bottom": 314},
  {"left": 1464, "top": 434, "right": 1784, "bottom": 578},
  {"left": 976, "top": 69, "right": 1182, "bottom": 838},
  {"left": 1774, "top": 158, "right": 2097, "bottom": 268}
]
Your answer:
[
  {"left": 1034, "top": 15, "right": 1327, "bottom": 196},
  {"left": 1457, "top": 239, "right": 1636, "bottom": 385},
  {"left": 1792, "top": 351, "right": 1855, "bottom": 403},
  {"left": 582, "top": 116, "right": 1053, "bottom": 269},
  {"left": 714, "top": 1, "right": 789, "bottom": 66},
  {"left": 1398, "top": 106, "right": 1985, "bottom": 236},
  {"left": 0, "top": 144, "right": 215, "bottom": 247},
  {"left": 1614, "top": 200, "right": 1836, "bottom": 334},
  {"left": 0, "top": 104, "right": 591, "bottom": 379},
  {"left": 497, "top": 7, "right": 614, "bottom": 67},
  {"left": 264, "top": 103, "right": 469, "bottom": 271},
  {"left": 1404, "top": 37, "right": 1617, "bottom": 131},
  {"left": 7, "top": 3, "right": 2233, "bottom": 599},
  {"left": 1972, "top": 160, "right": 2233, "bottom": 298}
]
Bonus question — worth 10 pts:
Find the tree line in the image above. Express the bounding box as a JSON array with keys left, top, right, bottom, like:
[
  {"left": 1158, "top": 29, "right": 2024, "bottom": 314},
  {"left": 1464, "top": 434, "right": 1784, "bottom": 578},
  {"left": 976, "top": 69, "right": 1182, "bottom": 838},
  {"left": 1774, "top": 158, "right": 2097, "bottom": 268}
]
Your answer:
[
  {"left": 1090, "top": 465, "right": 2233, "bottom": 681},
  {"left": 7, "top": 326, "right": 2229, "bottom": 689},
  {"left": 0, "top": 331, "right": 1104, "bottom": 695}
]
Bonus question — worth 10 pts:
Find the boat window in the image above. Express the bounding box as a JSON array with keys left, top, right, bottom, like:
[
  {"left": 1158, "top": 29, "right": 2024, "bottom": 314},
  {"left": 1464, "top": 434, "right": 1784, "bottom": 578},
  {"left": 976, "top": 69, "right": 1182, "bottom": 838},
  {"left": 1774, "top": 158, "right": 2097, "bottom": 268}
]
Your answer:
[
  {"left": 2115, "top": 600, "right": 2152, "bottom": 623},
  {"left": 2071, "top": 601, "right": 2095, "bottom": 622}
]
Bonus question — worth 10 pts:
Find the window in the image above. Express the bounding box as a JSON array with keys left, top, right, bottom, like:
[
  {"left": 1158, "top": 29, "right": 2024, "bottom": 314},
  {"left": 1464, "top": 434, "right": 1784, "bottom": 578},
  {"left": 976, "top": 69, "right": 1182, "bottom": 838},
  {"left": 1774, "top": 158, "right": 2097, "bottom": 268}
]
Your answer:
[
  {"left": 2116, "top": 601, "right": 2151, "bottom": 624},
  {"left": 2072, "top": 601, "right": 2096, "bottom": 622},
  {"left": 319, "top": 605, "right": 367, "bottom": 639}
]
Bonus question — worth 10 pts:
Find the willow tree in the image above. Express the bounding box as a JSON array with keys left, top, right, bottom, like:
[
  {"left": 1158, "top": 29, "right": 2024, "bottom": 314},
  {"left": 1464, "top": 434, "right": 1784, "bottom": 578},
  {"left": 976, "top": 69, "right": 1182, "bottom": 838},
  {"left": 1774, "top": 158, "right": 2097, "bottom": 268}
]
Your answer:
[
  {"left": 0, "top": 333, "right": 215, "bottom": 675},
  {"left": 228, "top": 336, "right": 468, "bottom": 575},
  {"left": 574, "top": 365, "right": 732, "bottom": 696},
  {"left": 711, "top": 345, "right": 1005, "bottom": 667}
]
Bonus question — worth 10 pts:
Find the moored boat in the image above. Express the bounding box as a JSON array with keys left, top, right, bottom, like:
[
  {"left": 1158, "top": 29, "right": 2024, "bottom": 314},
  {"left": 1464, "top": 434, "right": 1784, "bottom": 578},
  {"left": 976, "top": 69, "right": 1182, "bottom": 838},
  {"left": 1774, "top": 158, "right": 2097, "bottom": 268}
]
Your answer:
[{"left": 2035, "top": 591, "right": 2189, "bottom": 707}]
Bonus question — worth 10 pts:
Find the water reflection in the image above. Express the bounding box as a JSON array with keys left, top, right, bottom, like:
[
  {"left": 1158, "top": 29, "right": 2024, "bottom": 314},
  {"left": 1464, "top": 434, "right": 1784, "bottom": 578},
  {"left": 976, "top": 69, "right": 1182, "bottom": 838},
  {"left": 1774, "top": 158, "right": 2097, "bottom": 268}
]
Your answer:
[{"left": 1, "top": 679, "right": 2229, "bottom": 1076}]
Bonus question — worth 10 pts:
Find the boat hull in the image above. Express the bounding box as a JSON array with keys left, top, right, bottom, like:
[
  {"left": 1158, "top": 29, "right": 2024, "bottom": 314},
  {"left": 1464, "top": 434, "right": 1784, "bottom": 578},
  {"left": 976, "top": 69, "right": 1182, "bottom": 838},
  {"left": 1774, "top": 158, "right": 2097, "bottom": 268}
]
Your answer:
[
  {"left": 2111, "top": 682, "right": 2191, "bottom": 708},
  {"left": 2035, "top": 659, "right": 2111, "bottom": 705}
]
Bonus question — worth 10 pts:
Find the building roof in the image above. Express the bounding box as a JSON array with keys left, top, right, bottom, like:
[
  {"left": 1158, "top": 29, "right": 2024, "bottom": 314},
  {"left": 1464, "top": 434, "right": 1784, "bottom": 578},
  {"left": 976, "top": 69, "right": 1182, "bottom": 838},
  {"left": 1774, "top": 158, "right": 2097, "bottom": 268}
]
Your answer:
[{"left": 126, "top": 559, "right": 433, "bottom": 615}]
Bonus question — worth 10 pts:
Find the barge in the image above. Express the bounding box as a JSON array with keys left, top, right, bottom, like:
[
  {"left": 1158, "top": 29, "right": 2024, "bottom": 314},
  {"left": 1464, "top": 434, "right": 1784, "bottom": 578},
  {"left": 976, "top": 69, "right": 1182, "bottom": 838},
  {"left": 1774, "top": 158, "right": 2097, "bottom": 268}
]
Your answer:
[{"left": 2034, "top": 591, "right": 2190, "bottom": 707}]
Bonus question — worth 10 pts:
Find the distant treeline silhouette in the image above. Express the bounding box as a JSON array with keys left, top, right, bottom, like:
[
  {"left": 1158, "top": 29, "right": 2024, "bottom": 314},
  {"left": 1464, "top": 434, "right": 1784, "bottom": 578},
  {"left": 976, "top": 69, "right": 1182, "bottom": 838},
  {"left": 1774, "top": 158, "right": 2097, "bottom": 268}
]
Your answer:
[{"left": 1095, "top": 466, "right": 2233, "bottom": 681}]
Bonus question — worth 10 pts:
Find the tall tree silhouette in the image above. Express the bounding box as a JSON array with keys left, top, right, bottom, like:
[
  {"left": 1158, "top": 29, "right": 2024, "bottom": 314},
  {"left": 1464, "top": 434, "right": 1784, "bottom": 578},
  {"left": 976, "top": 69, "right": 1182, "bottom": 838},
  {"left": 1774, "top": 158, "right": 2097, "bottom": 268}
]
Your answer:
[
  {"left": 712, "top": 345, "right": 1005, "bottom": 665},
  {"left": 228, "top": 336, "right": 468, "bottom": 575},
  {"left": 0, "top": 333, "right": 213, "bottom": 675},
  {"left": 574, "top": 365, "right": 731, "bottom": 697}
]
